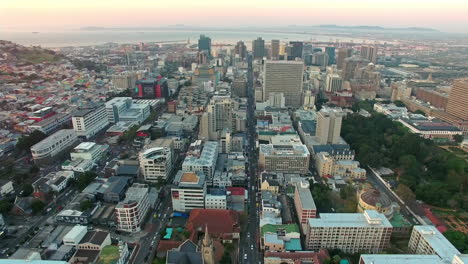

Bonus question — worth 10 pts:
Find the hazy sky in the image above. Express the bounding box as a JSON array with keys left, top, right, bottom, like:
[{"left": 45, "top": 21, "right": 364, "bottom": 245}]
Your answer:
[{"left": 1, "top": 0, "right": 468, "bottom": 33}]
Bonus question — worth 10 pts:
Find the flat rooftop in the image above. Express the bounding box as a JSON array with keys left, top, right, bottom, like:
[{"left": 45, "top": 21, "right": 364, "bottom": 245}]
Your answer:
[
  {"left": 359, "top": 254, "right": 442, "bottom": 264},
  {"left": 309, "top": 210, "right": 392, "bottom": 228},
  {"left": 413, "top": 225, "right": 460, "bottom": 263},
  {"left": 296, "top": 186, "right": 316, "bottom": 210}
]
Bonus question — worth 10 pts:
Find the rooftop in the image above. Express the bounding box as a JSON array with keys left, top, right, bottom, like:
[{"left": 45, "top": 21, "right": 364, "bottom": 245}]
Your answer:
[
  {"left": 308, "top": 210, "right": 392, "bottom": 228},
  {"left": 413, "top": 225, "right": 461, "bottom": 263},
  {"left": 116, "top": 184, "right": 148, "bottom": 208},
  {"left": 359, "top": 254, "right": 442, "bottom": 264},
  {"left": 260, "top": 144, "right": 309, "bottom": 157},
  {"left": 296, "top": 185, "right": 316, "bottom": 210}
]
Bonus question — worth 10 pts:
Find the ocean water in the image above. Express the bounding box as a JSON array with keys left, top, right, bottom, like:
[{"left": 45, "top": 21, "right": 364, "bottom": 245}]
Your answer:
[{"left": 0, "top": 30, "right": 371, "bottom": 48}]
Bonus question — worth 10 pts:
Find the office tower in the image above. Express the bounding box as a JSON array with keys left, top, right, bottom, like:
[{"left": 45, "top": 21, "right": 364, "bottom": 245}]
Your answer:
[
  {"left": 325, "top": 74, "right": 343, "bottom": 92},
  {"left": 289, "top": 41, "right": 303, "bottom": 60},
  {"left": 302, "top": 90, "right": 315, "bottom": 109},
  {"left": 105, "top": 97, "right": 150, "bottom": 124},
  {"left": 234, "top": 40, "right": 247, "bottom": 59},
  {"left": 446, "top": 79, "right": 468, "bottom": 120},
  {"left": 253, "top": 37, "right": 266, "bottom": 59},
  {"left": 325, "top": 46, "right": 336, "bottom": 65},
  {"left": 172, "top": 171, "right": 207, "bottom": 212},
  {"left": 316, "top": 108, "right": 343, "bottom": 144},
  {"left": 259, "top": 144, "right": 310, "bottom": 174},
  {"left": 360, "top": 45, "right": 378, "bottom": 63},
  {"left": 112, "top": 71, "right": 138, "bottom": 90},
  {"left": 306, "top": 210, "right": 392, "bottom": 253},
  {"left": 115, "top": 183, "right": 150, "bottom": 232},
  {"left": 341, "top": 56, "right": 369, "bottom": 81},
  {"left": 72, "top": 102, "right": 109, "bottom": 139},
  {"left": 302, "top": 44, "right": 313, "bottom": 56},
  {"left": 336, "top": 48, "right": 352, "bottom": 69},
  {"left": 263, "top": 60, "right": 304, "bottom": 107},
  {"left": 271, "top": 39, "right": 280, "bottom": 60},
  {"left": 198, "top": 35, "right": 211, "bottom": 55},
  {"left": 135, "top": 77, "right": 169, "bottom": 99},
  {"left": 199, "top": 96, "right": 234, "bottom": 140},
  {"left": 311, "top": 52, "right": 329, "bottom": 68}
]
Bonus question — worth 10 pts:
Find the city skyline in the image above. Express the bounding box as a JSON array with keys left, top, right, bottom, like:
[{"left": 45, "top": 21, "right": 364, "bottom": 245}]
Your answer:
[{"left": 1, "top": 0, "right": 468, "bottom": 33}]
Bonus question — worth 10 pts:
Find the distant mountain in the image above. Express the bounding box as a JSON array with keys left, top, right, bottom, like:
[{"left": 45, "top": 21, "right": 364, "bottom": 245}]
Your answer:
[{"left": 317, "top": 24, "right": 438, "bottom": 32}]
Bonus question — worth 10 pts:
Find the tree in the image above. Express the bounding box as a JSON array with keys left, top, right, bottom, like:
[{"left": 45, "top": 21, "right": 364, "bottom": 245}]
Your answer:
[
  {"left": 20, "top": 184, "right": 33, "bottom": 197},
  {"left": 444, "top": 230, "right": 467, "bottom": 253},
  {"left": 0, "top": 199, "right": 13, "bottom": 214},
  {"left": 75, "top": 171, "right": 98, "bottom": 190},
  {"left": 29, "top": 165, "right": 40, "bottom": 174},
  {"left": 393, "top": 100, "right": 405, "bottom": 107},
  {"left": 414, "top": 110, "right": 426, "bottom": 116},
  {"left": 15, "top": 130, "right": 47, "bottom": 152},
  {"left": 31, "top": 199, "right": 45, "bottom": 214},
  {"left": 395, "top": 184, "right": 415, "bottom": 202},
  {"left": 454, "top": 134, "right": 464, "bottom": 144},
  {"left": 79, "top": 200, "right": 93, "bottom": 211}
]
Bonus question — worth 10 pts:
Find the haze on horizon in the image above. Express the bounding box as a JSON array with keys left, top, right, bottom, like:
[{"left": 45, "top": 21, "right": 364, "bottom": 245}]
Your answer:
[{"left": 1, "top": 0, "right": 468, "bottom": 34}]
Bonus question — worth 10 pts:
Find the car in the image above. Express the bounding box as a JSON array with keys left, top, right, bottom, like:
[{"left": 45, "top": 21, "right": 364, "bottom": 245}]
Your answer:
[
  {"left": 244, "top": 254, "right": 248, "bottom": 260},
  {"left": 251, "top": 245, "right": 254, "bottom": 250},
  {"left": 247, "top": 233, "right": 250, "bottom": 238}
]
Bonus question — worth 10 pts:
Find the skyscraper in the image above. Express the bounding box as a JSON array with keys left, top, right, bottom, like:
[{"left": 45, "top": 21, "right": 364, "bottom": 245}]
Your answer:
[
  {"left": 234, "top": 40, "right": 247, "bottom": 59},
  {"left": 325, "top": 46, "right": 336, "bottom": 65},
  {"left": 263, "top": 60, "right": 304, "bottom": 107},
  {"left": 289, "top": 41, "right": 304, "bottom": 60},
  {"left": 446, "top": 79, "right": 468, "bottom": 120},
  {"left": 316, "top": 108, "right": 343, "bottom": 144},
  {"left": 198, "top": 35, "right": 211, "bottom": 55},
  {"left": 336, "top": 48, "right": 352, "bottom": 69},
  {"left": 341, "top": 56, "right": 369, "bottom": 81},
  {"left": 271, "top": 39, "right": 280, "bottom": 60},
  {"left": 325, "top": 74, "right": 343, "bottom": 92},
  {"left": 253, "top": 37, "right": 265, "bottom": 59},
  {"left": 360, "top": 45, "right": 378, "bottom": 63}
]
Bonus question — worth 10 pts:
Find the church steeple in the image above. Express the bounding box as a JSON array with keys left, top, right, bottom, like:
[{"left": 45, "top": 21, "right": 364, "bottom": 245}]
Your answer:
[{"left": 201, "top": 225, "right": 216, "bottom": 264}]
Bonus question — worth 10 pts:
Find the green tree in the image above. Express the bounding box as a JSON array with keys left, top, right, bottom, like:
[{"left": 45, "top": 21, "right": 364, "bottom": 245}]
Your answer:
[
  {"left": 20, "top": 184, "right": 34, "bottom": 197},
  {"left": 0, "top": 199, "right": 13, "bottom": 214},
  {"left": 444, "top": 230, "right": 468, "bottom": 253},
  {"left": 393, "top": 100, "right": 405, "bottom": 107},
  {"left": 79, "top": 200, "right": 93, "bottom": 211},
  {"left": 414, "top": 110, "right": 426, "bottom": 116},
  {"left": 31, "top": 199, "right": 45, "bottom": 214},
  {"left": 395, "top": 184, "right": 415, "bottom": 202},
  {"left": 453, "top": 134, "right": 464, "bottom": 143},
  {"left": 15, "top": 130, "right": 47, "bottom": 152},
  {"left": 75, "top": 171, "right": 98, "bottom": 190}
]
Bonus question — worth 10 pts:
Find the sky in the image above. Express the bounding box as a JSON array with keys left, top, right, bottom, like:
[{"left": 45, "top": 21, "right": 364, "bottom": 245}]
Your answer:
[{"left": 1, "top": 0, "right": 468, "bottom": 33}]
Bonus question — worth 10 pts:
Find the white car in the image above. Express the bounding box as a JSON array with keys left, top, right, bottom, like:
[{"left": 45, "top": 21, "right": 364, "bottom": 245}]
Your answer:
[{"left": 244, "top": 254, "right": 248, "bottom": 260}]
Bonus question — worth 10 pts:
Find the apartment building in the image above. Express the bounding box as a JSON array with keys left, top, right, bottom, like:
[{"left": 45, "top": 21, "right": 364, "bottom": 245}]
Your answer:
[
  {"left": 408, "top": 225, "right": 461, "bottom": 263},
  {"left": 306, "top": 210, "right": 392, "bottom": 253},
  {"left": 182, "top": 141, "right": 218, "bottom": 178},
  {"left": 72, "top": 103, "right": 109, "bottom": 139},
  {"left": 139, "top": 146, "right": 173, "bottom": 182},
  {"left": 115, "top": 184, "right": 150, "bottom": 232}
]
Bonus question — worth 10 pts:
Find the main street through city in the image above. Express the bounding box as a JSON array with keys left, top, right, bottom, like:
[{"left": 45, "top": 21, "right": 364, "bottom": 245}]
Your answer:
[{"left": 239, "top": 54, "right": 261, "bottom": 264}]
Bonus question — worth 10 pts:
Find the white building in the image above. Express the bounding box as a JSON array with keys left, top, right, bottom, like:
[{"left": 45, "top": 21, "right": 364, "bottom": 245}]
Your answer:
[
  {"left": 105, "top": 97, "right": 150, "bottom": 125},
  {"left": 72, "top": 103, "right": 109, "bottom": 139},
  {"left": 259, "top": 144, "right": 310, "bottom": 174},
  {"left": 46, "top": 170, "right": 75, "bottom": 192},
  {"left": 409, "top": 225, "right": 461, "bottom": 263},
  {"left": 325, "top": 73, "right": 343, "bottom": 92},
  {"left": 139, "top": 146, "right": 173, "bottom": 182},
  {"left": 306, "top": 210, "right": 392, "bottom": 253},
  {"left": 182, "top": 141, "right": 218, "bottom": 178},
  {"left": 0, "top": 180, "right": 14, "bottom": 196},
  {"left": 171, "top": 171, "right": 206, "bottom": 212},
  {"left": 31, "top": 129, "right": 78, "bottom": 163},
  {"left": 205, "top": 190, "right": 227, "bottom": 210},
  {"left": 28, "top": 113, "right": 71, "bottom": 135},
  {"left": 115, "top": 184, "right": 151, "bottom": 233},
  {"left": 70, "top": 142, "right": 109, "bottom": 163},
  {"left": 63, "top": 225, "right": 88, "bottom": 246}
]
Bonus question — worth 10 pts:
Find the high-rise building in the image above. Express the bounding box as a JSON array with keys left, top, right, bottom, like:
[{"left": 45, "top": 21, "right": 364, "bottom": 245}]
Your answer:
[
  {"left": 271, "top": 40, "right": 280, "bottom": 60},
  {"left": 234, "top": 41, "right": 247, "bottom": 59},
  {"left": 115, "top": 183, "right": 150, "bottom": 232},
  {"left": 253, "top": 37, "right": 266, "bottom": 59},
  {"left": 294, "top": 182, "right": 317, "bottom": 226},
  {"left": 199, "top": 96, "right": 234, "bottom": 140},
  {"left": 325, "top": 47, "right": 336, "bottom": 65},
  {"left": 306, "top": 210, "right": 392, "bottom": 253},
  {"left": 325, "top": 74, "right": 343, "bottom": 92},
  {"left": 171, "top": 171, "right": 206, "bottom": 212},
  {"left": 72, "top": 103, "right": 109, "bottom": 139},
  {"left": 263, "top": 60, "right": 304, "bottom": 107},
  {"left": 446, "top": 79, "right": 468, "bottom": 120},
  {"left": 112, "top": 72, "right": 138, "bottom": 90},
  {"left": 198, "top": 35, "right": 212, "bottom": 55},
  {"left": 341, "top": 56, "right": 369, "bottom": 81},
  {"left": 312, "top": 52, "right": 329, "bottom": 68},
  {"left": 316, "top": 108, "right": 343, "bottom": 144},
  {"left": 336, "top": 48, "right": 352, "bottom": 69},
  {"left": 360, "top": 45, "right": 378, "bottom": 63},
  {"left": 408, "top": 225, "right": 461, "bottom": 263},
  {"left": 182, "top": 141, "right": 218, "bottom": 178},
  {"left": 289, "top": 41, "right": 303, "bottom": 60}
]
